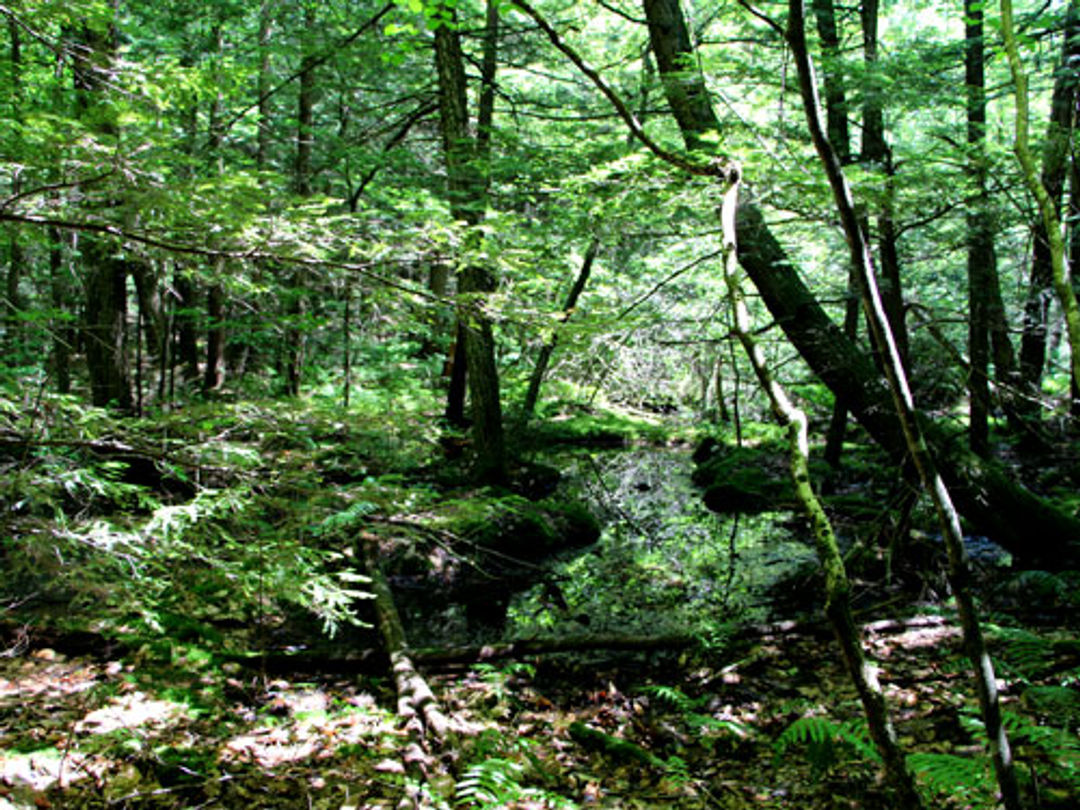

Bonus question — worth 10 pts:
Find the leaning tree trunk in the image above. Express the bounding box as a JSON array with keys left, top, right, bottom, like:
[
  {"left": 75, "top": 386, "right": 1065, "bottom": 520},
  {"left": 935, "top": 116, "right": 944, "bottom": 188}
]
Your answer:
[
  {"left": 787, "top": 3, "right": 1021, "bottom": 803},
  {"left": 521, "top": 236, "right": 599, "bottom": 422},
  {"left": 1016, "top": 0, "right": 1080, "bottom": 418},
  {"left": 720, "top": 173, "right": 924, "bottom": 808}
]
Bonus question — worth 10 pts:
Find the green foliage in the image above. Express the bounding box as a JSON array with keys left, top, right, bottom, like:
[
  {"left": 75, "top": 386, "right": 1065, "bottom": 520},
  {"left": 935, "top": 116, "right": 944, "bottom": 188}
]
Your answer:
[
  {"left": 473, "top": 661, "right": 536, "bottom": 707},
  {"left": 774, "top": 714, "right": 880, "bottom": 779},
  {"left": 907, "top": 751, "right": 995, "bottom": 808},
  {"left": 639, "top": 684, "right": 751, "bottom": 744},
  {"left": 988, "top": 624, "right": 1058, "bottom": 682},
  {"left": 455, "top": 735, "right": 576, "bottom": 810}
]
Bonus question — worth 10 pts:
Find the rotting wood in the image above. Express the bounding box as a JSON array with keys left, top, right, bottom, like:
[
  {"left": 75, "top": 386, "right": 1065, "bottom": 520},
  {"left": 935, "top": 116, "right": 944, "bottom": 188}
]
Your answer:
[{"left": 361, "top": 533, "right": 455, "bottom": 747}]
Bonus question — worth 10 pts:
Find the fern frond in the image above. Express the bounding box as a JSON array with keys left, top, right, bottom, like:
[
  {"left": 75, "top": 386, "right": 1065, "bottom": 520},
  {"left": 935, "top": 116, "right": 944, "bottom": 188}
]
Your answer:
[
  {"left": 774, "top": 713, "right": 880, "bottom": 779},
  {"left": 908, "top": 752, "right": 995, "bottom": 808}
]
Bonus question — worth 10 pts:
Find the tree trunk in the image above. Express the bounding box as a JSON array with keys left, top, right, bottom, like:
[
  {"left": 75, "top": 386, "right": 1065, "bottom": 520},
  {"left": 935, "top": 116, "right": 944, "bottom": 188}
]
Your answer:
[
  {"left": 4, "top": 19, "right": 23, "bottom": 360},
  {"left": 858, "top": 1, "right": 907, "bottom": 365},
  {"left": 810, "top": 0, "right": 858, "bottom": 467},
  {"left": 203, "top": 279, "right": 225, "bottom": 392},
  {"left": 965, "top": 0, "right": 993, "bottom": 456},
  {"left": 642, "top": 0, "right": 719, "bottom": 152},
  {"left": 84, "top": 253, "right": 132, "bottom": 411},
  {"left": 130, "top": 262, "right": 164, "bottom": 361},
  {"left": 434, "top": 1, "right": 506, "bottom": 483},
  {"left": 522, "top": 236, "right": 599, "bottom": 422},
  {"left": 444, "top": 324, "right": 469, "bottom": 427},
  {"left": 49, "top": 225, "right": 72, "bottom": 394},
  {"left": 280, "top": 6, "right": 317, "bottom": 397},
  {"left": 73, "top": 19, "right": 132, "bottom": 411},
  {"left": 257, "top": 1, "right": 273, "bottom": 172},
  {"left": 810, "top": 0, "right": 850, "bottom": 164},
  {"left": 1016, "top": 0, "right": 1080, "bottom": 415},
  {"left": 173, "top": 269, "right": 200, "bottom": 382}
]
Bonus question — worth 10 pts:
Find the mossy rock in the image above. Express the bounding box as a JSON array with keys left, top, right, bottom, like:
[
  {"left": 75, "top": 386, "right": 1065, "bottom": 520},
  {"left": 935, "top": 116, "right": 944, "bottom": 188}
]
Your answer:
[
  {"left": 457, "top": 495, "right": 600, "bottom": 559},
  {"left": 382, "top": 494, "right": 600, "bottom": 593},
  {"left": 692, "top": 439, "right": 794, "bottom": 514}
]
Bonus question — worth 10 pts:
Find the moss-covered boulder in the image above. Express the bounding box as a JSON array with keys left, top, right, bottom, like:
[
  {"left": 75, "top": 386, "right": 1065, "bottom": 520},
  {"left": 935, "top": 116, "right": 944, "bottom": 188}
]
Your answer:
[
  {"left": 378, "top": 493, "right": 601, "bottom": 637},
  {"left": 692, "top": 438, "right": 795, "bottom": 514},
  {"left": 454, "top": 495, "right": 600, "bottom": 559}
]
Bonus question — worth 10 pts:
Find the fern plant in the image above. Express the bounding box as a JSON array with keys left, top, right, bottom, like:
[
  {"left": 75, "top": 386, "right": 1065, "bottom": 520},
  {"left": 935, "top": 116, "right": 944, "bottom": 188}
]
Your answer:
[
  {"left": 773, "top": 714, "right": 880, "bottom": 780},
  {"left": 986, "top": 624, "right": 1056, "bottom": 683},
  {"left": 454, "top": 756, "right": 576, "bottom": 809},
  {"left": 639, "top": 684, "right": 751, "bottom": 743},
  {"left": 906, "top": 752, "right": 995, "bottom": 809}
]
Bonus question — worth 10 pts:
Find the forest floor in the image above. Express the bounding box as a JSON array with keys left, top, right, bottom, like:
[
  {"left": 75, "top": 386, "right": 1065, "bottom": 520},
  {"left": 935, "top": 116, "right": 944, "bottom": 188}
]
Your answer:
[
  {"left": 2, "top": 399, "right": 1080, "bottom": 808},
  {"left": 2, "top": 607, "right": 1079, "bottom": 809}
]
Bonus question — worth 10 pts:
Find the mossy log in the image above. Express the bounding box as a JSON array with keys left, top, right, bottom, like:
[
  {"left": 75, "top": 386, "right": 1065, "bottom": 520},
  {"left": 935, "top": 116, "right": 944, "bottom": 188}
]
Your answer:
[{"left": 362, "top": 535, "right": 454, "bottom": 746}]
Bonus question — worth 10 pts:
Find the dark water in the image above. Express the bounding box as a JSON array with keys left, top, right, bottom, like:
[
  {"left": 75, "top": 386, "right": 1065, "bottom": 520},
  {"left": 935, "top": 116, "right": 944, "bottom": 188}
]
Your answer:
[{"left": 506, "top": 446, "right": 817, "bottom": 640}]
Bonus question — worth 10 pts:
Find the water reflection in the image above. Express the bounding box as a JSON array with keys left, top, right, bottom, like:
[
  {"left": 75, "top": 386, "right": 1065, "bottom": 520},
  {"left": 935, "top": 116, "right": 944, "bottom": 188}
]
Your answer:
[{"left": 507, "top": 447, "right": 818, "bottom": 639}]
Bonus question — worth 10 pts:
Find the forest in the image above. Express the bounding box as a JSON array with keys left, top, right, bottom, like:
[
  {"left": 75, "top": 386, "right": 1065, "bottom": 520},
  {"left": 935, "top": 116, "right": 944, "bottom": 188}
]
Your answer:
[{"left": 2, "top": 0, "right": 1080, "bottom": 806}]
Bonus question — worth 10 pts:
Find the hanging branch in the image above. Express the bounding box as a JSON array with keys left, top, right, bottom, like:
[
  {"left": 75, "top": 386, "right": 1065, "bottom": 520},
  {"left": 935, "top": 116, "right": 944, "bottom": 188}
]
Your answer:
[
  {"left": 509, "top": 0, "right": 733, "bottom": 181},
  {"left": 784, "top": 1, "right": 1020, "bottom": 806}
]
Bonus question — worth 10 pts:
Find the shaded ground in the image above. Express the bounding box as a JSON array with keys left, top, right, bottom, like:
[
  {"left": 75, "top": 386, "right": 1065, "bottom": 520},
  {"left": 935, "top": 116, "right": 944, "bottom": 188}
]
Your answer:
[
  {"left": 2, "top": 612, "right": 1078, "bottom": 809},
  {"left": 3, "top": 403, "right": 1079, "bottom": 808}
]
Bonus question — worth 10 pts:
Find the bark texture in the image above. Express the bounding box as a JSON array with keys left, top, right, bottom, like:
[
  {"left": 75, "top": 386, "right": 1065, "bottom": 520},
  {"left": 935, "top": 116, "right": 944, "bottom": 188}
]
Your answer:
[
  {"left": 1017, "top": 0, "right": 1080, "bottom": 409},
  {"left": 434, "top": 2, "right": 506, "bottom": 483}
]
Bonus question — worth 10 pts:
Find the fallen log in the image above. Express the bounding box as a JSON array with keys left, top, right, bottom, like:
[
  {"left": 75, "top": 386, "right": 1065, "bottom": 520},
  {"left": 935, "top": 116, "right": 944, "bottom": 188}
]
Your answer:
[{"left": 362, "top": 535, "right": 455, "bottom": 747}]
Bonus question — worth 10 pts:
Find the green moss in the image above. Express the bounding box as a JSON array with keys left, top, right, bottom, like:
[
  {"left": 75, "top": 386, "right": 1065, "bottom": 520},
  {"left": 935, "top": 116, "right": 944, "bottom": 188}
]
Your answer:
[
  {"left": 524, "top": 401, "right": 671, "bottom": 447},
  {"left": 449, "top": 494, "right": 600, "bottom": 557},
  {"left": 692, "top": 440, "right": 795, "bottom": 514}
]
